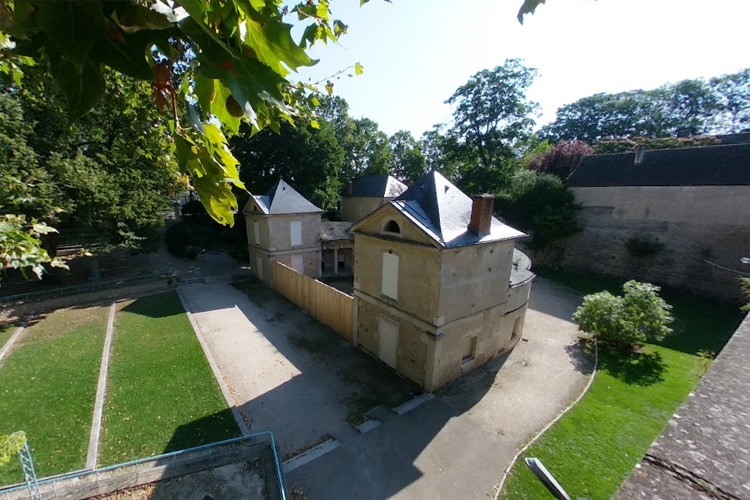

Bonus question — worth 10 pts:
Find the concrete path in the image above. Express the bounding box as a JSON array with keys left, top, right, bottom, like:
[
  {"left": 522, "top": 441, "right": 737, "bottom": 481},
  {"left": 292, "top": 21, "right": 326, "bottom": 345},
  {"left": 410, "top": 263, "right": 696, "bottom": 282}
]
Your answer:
[
  {"left": 178, "top": 275, "right": 591, "bottom": 498},
  {"left": 177, "top": 280, "right": 416, "bottom": 459}
]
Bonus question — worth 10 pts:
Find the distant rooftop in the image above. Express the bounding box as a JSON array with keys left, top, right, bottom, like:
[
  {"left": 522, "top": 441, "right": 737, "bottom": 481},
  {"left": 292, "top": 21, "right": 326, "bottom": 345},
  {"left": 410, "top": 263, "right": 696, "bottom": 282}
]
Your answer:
[
  {"left": 366, "top": 171, "right": 525, "bottom": 248},
  {"left": 244, "top": 179, "right": 323, "bottom": 215},
  {"left": 568, "top": 143, "right": 750, "bottom": 187},
  {"left": 345, "top": 174, "right": 407, "bottom": 198}
]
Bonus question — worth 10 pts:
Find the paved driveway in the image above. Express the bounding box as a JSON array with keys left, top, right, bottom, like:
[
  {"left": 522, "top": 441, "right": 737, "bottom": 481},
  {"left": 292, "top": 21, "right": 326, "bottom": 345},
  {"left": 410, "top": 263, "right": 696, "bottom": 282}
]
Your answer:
[{"left": 178, "top": 275, "right": 591, "bottom": 498}]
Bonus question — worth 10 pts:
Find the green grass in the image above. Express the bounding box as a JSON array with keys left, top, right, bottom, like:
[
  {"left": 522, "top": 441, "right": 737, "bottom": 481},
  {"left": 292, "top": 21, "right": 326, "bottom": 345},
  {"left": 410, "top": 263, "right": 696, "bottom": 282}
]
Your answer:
[
  {"left": 0, "top": 321, "right": 20, "bottom": 348},
  {"left": 501, "top": 270, "right": 744, "bottom": 500},
  {"left": 99, "top": 292, "right": 240, "bottom": 465},
  {"left": 0, "top": 307, "right": 108, "bottom": 486}
]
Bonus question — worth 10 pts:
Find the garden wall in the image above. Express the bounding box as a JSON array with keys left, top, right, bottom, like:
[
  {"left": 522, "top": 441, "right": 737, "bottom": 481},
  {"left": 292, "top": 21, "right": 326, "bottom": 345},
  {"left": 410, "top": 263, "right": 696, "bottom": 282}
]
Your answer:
[{"left": 531, "top": 185, "right": 750, "bottom": 302}]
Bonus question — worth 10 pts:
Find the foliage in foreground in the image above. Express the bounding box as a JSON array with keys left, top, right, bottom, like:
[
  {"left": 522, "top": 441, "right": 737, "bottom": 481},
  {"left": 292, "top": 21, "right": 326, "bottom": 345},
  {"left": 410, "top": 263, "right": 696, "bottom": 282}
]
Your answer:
[
  {"left": 573, "top": 280, "right": 674, "bottom": 350},
  {"left": 0, "top": 432, "right": 26, "bottom": 468}
]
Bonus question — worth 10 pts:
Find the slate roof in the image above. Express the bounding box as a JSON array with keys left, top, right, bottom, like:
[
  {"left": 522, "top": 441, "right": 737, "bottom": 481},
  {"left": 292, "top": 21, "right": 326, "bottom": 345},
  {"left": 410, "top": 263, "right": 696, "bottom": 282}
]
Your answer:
[
  {"left": 345, "top": 174, "right": 407, "bottom": 198},
  {"left": 568, "top": 143, "right": 750, "bottom": 187},
  {"left": 243, "top": 179, "right": 323, "bottom": 215},
  {"left": 352, "top": 171, "right": 525, "bottom": 248}
]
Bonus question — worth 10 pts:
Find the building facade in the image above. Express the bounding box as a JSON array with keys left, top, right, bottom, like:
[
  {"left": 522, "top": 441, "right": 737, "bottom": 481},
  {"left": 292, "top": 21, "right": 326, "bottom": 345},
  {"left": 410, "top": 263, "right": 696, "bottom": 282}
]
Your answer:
[
  {"left": 351, "top": 172, "right": 534, "bottom": 391},
  {"left": 243, "top": 179, "right": 324, "bottom": 284}
]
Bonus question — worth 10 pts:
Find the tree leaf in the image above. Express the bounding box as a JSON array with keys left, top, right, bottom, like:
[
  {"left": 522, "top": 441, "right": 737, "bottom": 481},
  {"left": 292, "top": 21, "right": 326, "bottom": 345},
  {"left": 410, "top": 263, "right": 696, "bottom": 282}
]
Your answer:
[
  {"left": 90, "top": 30, "right": 155, "bottom": 81},
  {"left": 48, "top": 51, "right": 106, "bottom": 123},
  {"left": 34, "top": 0, "right": 107, "bottom": 65},
  {"left": 354, "top": 62, "right": 364, "bottom": 76},
  {"left": 242, "top": 14, "right": 314, "bottom": 76}
]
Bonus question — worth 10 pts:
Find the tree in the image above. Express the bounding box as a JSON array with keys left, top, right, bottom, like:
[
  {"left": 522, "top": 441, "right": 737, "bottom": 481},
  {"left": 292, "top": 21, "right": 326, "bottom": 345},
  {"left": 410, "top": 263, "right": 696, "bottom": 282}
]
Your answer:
[
  {"left": 231, "top": 119, "right": 344, "bottom": 210},
  {"left": 0, "top": 68, "right": 177, "bottom": 252},
  {"left": 709, "top": 68, "right": 750, "bottom": 133},
  {"left": 445, "top": 59, "right": 539, "bottom": 192},
  {"left": 542, "top": 69, "right": 750, "bottom": 143},
  {"left": 0, "top": 0, "right": 353, "bottom": 227},
  {"left": 572, "top": 280, "right": 674, "bottom": 350},
  {"left": 419, "top": 125, "right": 463, "bottom": 181},
  {"left": 388, "top": 130, "right": 426, "bottom": 183},
  {"left": 526, "top": 140, "right": 593, "bottom": 180},
  {"left": 337, "top": 117, "right": 392, "bottom": 182},
  {"left": 496, "top": 170, "right": 579, "bottom": 249}
]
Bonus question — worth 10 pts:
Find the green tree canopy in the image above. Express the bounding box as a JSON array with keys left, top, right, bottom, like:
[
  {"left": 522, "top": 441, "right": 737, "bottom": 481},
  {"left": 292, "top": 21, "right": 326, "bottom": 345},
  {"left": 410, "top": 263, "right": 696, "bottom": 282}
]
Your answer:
[
  {"left": 541, "top": 69, "right": 750, "bottom": 143},
  {"left": 0, "top": 67, "right": 177, "bottom": 252},
  {"left": 445, "top": 59, "right": 539, "bottom": 192},
  {"left": 231, "top": 119, "right": 344, "bottom": 210},
  {"left": 388, "top": 130, "right": 425, "bottom": 183},
  {"left": 0, "top": 0, "right": 354, "bottom": 227}
]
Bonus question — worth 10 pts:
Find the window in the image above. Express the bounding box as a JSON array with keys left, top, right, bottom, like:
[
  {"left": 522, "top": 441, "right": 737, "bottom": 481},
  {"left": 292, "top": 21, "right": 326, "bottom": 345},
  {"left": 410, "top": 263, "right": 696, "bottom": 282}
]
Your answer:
[
  {"left": 383, "top": 220, "right": 401, "bottom": 235},
  {"left": 381, "top": 252, "right": 399, "bottom": 300},
  {"left": 290, "top": 221, "right": 302, "bottom": 247},
  {"left": 253, "top": 221, "right": 260, "bottom": 245},
  {"left": 462, "top": 336, "right": 477, "bottom": 363}
]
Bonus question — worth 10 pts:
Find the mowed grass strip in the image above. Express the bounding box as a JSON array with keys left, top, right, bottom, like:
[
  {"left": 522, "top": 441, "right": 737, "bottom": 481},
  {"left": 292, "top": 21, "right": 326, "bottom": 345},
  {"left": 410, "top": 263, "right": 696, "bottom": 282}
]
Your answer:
[
  {"left": 0, "top": 307, "right": 108, "bottom": 486},
  {"left": 0, "top": 321, "right": 21, "bottom": 349},
  {"left": 99, "top": 292, "right": 240, "bottom": 466},
  {"left": 500, "top": 271, "right": 744, "bottom": 499}
]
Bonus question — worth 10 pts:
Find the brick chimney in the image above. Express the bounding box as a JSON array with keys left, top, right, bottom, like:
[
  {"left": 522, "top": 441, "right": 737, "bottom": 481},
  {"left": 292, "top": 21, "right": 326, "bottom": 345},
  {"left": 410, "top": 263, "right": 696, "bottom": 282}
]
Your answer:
[{"left": 468, "top": 194, "right": 494, "bottom": 236}]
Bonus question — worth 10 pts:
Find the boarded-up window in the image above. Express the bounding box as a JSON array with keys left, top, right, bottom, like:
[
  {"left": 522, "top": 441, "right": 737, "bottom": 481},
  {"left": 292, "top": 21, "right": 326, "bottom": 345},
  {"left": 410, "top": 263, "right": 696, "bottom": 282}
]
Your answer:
[
  {"left": 381, "top": 252, "right": 399, "bottom": 300},
  {"left": 290, "top": 221, "right": 302, "bottom": 247},
  {"left": 253, "top": 221, "right": 260, "bottom": 245},
  {"left": 378, "top": 315, "right": 399, "bottom": 368}
]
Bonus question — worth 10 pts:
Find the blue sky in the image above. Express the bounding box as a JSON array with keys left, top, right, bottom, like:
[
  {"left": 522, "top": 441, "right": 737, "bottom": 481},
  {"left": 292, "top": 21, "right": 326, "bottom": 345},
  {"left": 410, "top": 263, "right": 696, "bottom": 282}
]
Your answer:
[{"left": 294, "top": 0, "right": 750, "bottom": 139}]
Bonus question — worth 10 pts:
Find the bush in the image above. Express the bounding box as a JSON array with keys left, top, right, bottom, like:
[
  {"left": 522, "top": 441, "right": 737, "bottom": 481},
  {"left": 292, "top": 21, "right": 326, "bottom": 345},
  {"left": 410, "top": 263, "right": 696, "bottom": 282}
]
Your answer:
[
  {"left": 573, "top": 280, "right": 674, "bottom": 350},
  {"left": 497, "top": 170, "right": 580, "bottom": 249},
  {"left": 526, "top": 140, "right": 593, "bottom": 180}
]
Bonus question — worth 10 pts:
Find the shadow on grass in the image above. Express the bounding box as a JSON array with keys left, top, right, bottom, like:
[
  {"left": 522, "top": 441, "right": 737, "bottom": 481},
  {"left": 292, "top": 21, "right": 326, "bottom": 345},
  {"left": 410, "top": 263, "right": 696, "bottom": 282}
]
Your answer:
[
  {"left": 163, "top": 408, "right": 241, "bottom": 454},
  {"left": 121, "top": 291, "right": 184, "bottom": 318},
  {"left": 583, "top": 341, "right": 666, "bottom": 386}
]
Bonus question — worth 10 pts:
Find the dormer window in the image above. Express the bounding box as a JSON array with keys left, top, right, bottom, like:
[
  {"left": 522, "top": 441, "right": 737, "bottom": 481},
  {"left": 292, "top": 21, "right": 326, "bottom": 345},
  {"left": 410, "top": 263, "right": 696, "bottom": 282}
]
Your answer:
[{"left": 383, "top": 220, "right": 401, "bottom": 235}]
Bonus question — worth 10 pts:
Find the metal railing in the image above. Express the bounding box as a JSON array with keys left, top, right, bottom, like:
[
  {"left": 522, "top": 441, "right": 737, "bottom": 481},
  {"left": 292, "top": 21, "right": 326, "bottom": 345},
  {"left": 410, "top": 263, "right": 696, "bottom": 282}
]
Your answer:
[{"left": 0, "top": 432, "right": 286, "bottom": 500}]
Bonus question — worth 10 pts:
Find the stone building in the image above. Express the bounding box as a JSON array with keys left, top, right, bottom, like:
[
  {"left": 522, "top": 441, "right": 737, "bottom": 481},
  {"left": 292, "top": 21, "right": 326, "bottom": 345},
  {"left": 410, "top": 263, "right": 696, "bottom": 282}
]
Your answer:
[
  {"left": 561, "top": 144, "right": 750, "bottom": 301},
  {"left": 243, "top": 179, "right": 324, "bottom": 284},
  {"left": 341, "top": 174, "right": 407, "bottom": 223},
  {"left": 350, "top": 171, "right": 534, "bottom": 391}
]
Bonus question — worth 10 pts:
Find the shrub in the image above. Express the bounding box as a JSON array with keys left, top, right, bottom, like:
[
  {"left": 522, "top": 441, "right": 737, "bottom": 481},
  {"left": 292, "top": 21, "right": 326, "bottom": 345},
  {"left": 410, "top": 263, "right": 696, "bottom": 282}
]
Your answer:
[
  {"left": 573, "top": 280, "right": 674, "bottom": 350},
  {"left": 526, "top": 140, "right": 593, "bottom": 180},
  {"left": 497, "top": 170, "right": 580, "bottom": 249}
]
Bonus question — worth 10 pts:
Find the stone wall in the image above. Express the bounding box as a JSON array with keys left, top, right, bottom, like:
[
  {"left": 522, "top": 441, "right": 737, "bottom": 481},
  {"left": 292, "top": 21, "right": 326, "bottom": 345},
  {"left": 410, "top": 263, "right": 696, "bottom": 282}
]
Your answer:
[{"left": 532, "top": 185, "right": 750, "bottom": 302}]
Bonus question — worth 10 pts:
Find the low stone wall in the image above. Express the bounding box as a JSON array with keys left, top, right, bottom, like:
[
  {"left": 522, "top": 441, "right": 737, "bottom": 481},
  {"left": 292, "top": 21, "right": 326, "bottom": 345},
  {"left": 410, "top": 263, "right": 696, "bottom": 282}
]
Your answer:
[{"left": 1, "top": 278, "right": 176, "bottom": 322}]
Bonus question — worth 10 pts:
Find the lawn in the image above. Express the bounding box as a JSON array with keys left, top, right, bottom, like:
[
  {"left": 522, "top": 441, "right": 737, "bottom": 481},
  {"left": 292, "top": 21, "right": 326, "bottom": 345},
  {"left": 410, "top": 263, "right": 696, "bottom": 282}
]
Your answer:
[
  {"left": 0, "top": 321, "right": 21, "bottom": 349},
  {"left": 500, "top": 269, "right": 745, "bottom": 500},
  {"left": 0, "top": 306, "right": 109, "bottom": 486},
  {"left": 98, "top": 292, "right": 240, "bottom": 465}
]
